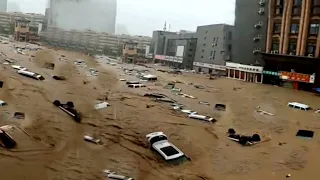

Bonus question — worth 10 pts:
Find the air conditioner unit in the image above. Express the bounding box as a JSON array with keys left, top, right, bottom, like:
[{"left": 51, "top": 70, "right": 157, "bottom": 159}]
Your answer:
[
  {"left": 274, "top": 50, "right": 279, "bottom": 54},
  {"left": 253, "top": 36, "right": 261, "bottom": 41},
  {"left": 289, "top": 52, "right": 294, "bottom": 55},
  {"left": 308, "top": 54, "right": 314, "bottom": 57},
  {"left": 270, "top": 51, "right": 274, "bottom": 54},
  {"left": 253, "top": 48, "right": 261, "bottom": 54},
  {"left": 258, "top": 8, "right": 265, "bottom": 14},
  {"left": 254, "top": 21, "right": 263, "bottom": 28},
  {"left": 259, "top": 0, "right": 265, "bottom": 6}
]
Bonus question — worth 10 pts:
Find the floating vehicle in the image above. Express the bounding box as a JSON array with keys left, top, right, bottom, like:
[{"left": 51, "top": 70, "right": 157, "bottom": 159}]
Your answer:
[
  {"left": 53, "top": 100, "right": 81, "bottom": 122},
  {"left": 17, "top": 69, "right": 45, "bottom": 80},
  {"left": 146, "top": 132, "right": 187, "bottom": 164}
]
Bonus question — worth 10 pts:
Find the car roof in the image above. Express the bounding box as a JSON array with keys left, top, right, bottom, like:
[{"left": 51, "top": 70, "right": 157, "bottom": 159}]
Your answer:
[
  {"left": 288, "top": 102, "right": 310, "bottom": 108},
  {"left": 146, "top": 131, "right": 166, "bottom": 139}
]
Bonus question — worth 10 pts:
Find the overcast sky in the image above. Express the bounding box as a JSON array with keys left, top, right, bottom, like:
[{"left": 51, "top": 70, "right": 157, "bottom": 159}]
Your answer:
[{"left": 9, "top": 0, "right": 235, "bottom": 36}]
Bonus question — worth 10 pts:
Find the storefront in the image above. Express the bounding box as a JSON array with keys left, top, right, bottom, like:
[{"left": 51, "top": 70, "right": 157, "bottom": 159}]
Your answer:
[
  {"left": 278, "top": 71, "right": 315, "bottom": 90},
  {"left": 226, "top": 62, "right": 263, "bottom": 83},
  {"left": 154, "top": 54, "right": 183, "bottom": 67},
  {"left": 261, "top": 53, "right": 320, "bottom": 91},
  {"left": 262, "top": 70, "right": 281, "bottom": 85}
]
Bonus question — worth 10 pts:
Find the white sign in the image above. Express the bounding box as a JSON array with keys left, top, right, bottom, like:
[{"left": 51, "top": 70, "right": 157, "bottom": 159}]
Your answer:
[
  {"left": 145, "top": 46, "right": 150, "bottom": 57},
  {"left": 193, "top": 62, "right": 226, "bottom": 70},
  {"left": 226, "top": 62, "right": 263, "bottom": 73},
  {"left": 176, "top": 46, "right": 185, "bottom": 57}
]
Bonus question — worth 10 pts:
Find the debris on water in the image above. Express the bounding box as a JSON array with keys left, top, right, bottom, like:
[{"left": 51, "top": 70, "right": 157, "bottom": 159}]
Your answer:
[
  {"left": 199, "top": 101, "right": 210, "bottom": 105},
  {"left": 13, "top": 112, "right": 25, "bottom": 119}
]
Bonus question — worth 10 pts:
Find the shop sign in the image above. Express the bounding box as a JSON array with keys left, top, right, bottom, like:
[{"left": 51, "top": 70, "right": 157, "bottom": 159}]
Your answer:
[
  {"left": 279, "top": 71, "right": 315, "bottom": 83},
  {"left": 226, "top": 62, "right": 263, "bottom": 73},
  {"left": 155, "top": 55, "right": 165, "bottom": 60},
  {"left": 263, "top": 71, "right": 279, "bottom": 76}
]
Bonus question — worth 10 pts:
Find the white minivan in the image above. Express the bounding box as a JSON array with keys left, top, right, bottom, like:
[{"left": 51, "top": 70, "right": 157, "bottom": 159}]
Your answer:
[{"left": 287, "top": 102, "right": 311, "bottom": 111}]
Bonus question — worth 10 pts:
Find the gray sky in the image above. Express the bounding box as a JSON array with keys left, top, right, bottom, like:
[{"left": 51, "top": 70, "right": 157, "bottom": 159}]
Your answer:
[{"left": 9, "top": 0, "right": 235, "bottom": 36}]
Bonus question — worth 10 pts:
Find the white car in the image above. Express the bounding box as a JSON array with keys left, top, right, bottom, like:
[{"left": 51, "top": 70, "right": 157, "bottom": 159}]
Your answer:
[
  {"left": 188, "top": 114, "right": 216, "bottom": 123},
  {"left": 146, "top": 132, "right": 186, "bottom": 163},
  {"left": 181, "top": 109, "right": 197, "bottom": 114}
]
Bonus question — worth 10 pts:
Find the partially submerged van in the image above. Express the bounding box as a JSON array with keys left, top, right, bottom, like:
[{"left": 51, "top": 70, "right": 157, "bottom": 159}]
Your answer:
[
  {"left": 287, "top": 102, "right": 311, "bottom": 111},
  {"left": 17, "top": 69, "right": 45, "bottom": 80},
  {"left": 142, "top": 74, "right": 157, "bottom": 81}
]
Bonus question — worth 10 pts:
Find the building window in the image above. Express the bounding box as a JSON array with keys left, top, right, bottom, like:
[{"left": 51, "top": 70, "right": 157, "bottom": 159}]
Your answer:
[
  {"left": 188, "top": 54, "right": 192, "bottom": 57},
  {"left": 306, "top": 43, "right": 316, "bottom": 56},
  {"left": 228, "top": 31, "right": 232, "bottom": 39},
  {"left": 204, "top": 37, "right": 207, "bottom": 40},
  {"left": 290, "top": 23, "right": 299, "bottom": 34},
  {"left": 213, "top": 37, "right": 216, "bottom": 43},
  {"left": 228, "top": 44, "right": 232, "bottom": 50},
  {"left": 276, "top": 0, "right": 284, "bottom": 5},
  {"left": 312, "top": 0, "right": 320, "bottom": 15},
  {"left": 203, "top": 43, "right": 206, "bottom": 46},
  {"left": 202, "top": 49, "right": 205, "bottom": 52},
  {"left": 189, "top": 48, "right": 193, "bottom": 51},
  {"left": 288, "top": 39, "right": 297, "bottom": 54},
  {"left": 309, "top": 23, "right": 319, "bottom": 35},
  {"left": 275, "top": 8, "right": 283, "bottom": 15},
  {"left": 201, "top": 56, "right": 203, "bottom": 58},
  {"left": 205, "top": 31, "right": 208, "bottom": 34},
  {"left": 210, "top": 51, "right": 213, "bottom": 56},
  {"left": 293, "top": 0, "right": 302, "bottom": 6},
  {"left": 213, "top": 51, "right": 216, "bottom": 58},
  {"left": 292, "top": 7, "right": 301, "bottom": 15},
  {"left": 273, "top": 23, "right": 281, "bottom": 34},
  {"left": 272, "top": 40, "right": 280, "bottom": 51}
]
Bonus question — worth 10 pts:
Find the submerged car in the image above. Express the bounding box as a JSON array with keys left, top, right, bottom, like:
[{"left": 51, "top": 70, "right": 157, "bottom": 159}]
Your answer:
[{"left": 146, "top": 132, "right": 187, "bottom": 164}]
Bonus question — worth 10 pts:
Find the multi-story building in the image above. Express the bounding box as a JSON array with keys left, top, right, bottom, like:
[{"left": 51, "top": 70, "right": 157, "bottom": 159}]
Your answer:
[
  {"left": 151, "top": 30, "right": 197, "bottom": 69},
  {"left": 0, "top": 12, "right": 45, "bottom": 36},
  {"left": 40, "top": 27, "right": 151, "bottom": 56},
  {"left": 0, "top": 0, "right": 7, "bottom": 12},
  {"left": 232, "top": 0, "right": 269, "bottom": 65},
  {"left": 151, "top": 24, "right": 234, "bottom": 72},
  {"left": 193, "top": 24, "right": 234, "bottom": 73},
  {"left": 48, "top": 0, "right": 117, "bottom": 34},
  {"left": 261, "top": 0, "right": 320, "bottom": 90}
]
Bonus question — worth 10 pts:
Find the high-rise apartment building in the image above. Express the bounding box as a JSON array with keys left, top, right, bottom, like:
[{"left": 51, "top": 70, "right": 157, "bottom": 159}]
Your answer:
[
  {"left": 232, "top": 0, "right": 269, "bottom": 65},
  {"left": 0, "top": 0, "right": 7, "bottom": 12}
]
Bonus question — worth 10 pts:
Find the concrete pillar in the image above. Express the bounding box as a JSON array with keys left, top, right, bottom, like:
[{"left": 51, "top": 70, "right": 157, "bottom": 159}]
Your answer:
[
  {"left": 282, "top": 0, "right": 293, "bottom": 54},
  {"left": 297, "top": 0, "right": 307, "bottom": 54},
  {"left": 315, "top": 27, "right": 320, "bottom": 57},
  {"left": 279, "top": 0, "right": 289, "bottom": 53},
  {"left": 244, "top": 72, "right": 247, "bottom": 81},
  {"left": 233, "top": 70, "right": 235, "bottom": 78},
  {"left": 261, "top": 74, "right": 264, "bottom": 83},
  {"left": 300, "top": 0, "right": 312, "bottom": 56},
  {"left": 266, "top": 0, "right": 275, "bottom": 53}
]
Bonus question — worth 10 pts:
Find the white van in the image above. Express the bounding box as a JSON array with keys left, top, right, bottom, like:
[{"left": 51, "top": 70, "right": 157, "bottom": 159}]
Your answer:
[
  {"left": 128, "top": 84, "right": 145, "bottom": 88},
  {"left": 142, "top": 74, "right": 157, "bottom": 81},
  {"left": 287, "top": 102, "right": 311, "bottom": 111},
  {"left": 17, "top": 69, "right": 45, "bottom": 80},
  {"left": 188, "top": 114, "right": 215, "bottom": 122}
]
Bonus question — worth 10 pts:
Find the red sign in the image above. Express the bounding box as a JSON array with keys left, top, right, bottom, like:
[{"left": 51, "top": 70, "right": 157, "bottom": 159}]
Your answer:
[
  {"left": 279, "top": 71, "right": 310, "bottom": 83},
  {"left": 155, "top": 55, "right": 165, "bottom": 60}
]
